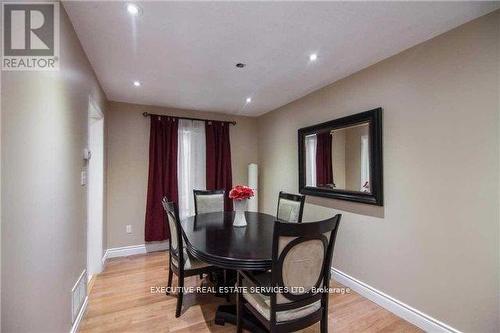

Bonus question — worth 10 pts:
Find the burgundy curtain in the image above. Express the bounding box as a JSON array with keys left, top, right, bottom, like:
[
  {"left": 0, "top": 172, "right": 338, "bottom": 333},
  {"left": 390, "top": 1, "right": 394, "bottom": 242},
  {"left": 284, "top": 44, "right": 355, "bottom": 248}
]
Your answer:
[
  {"left": 145, "top": 116, "right": 178, "bottom": 242},
  {"left": 206, "top": 121, "right": 233, "bottom": 211},
  {"left": 316, "top": 131, "right": 333, "bottom": 187}
]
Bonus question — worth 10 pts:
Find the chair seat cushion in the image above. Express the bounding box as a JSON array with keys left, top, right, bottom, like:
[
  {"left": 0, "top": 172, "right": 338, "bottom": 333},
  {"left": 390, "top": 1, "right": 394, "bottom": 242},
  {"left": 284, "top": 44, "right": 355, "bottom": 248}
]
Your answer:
[
  {"left": 171, "top": 248, "right": 211, "bottom": 270},
  {"left": 242, "top": 274, "right": 321, "bottom": 322}
]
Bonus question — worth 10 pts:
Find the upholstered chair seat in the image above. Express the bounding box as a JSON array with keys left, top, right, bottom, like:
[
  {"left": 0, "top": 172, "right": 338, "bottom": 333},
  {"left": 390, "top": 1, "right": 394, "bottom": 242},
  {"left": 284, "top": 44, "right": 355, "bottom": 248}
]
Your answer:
[{"left": 241, "top": 273, "right": 321, "bottom": 322}]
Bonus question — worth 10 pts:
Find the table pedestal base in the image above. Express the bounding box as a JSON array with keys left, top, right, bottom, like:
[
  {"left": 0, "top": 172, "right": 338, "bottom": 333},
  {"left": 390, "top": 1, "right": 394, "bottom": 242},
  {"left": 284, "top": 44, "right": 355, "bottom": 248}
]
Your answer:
[{"left": 214, "top": 304, "right": 267, "bottom": 333}]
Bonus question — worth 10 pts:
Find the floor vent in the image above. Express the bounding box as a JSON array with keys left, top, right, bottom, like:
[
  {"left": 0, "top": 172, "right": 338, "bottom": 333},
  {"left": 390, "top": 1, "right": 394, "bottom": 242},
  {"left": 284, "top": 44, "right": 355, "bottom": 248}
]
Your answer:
[{"left": 71, "top": 270, "right": 87, "bottom": 323}]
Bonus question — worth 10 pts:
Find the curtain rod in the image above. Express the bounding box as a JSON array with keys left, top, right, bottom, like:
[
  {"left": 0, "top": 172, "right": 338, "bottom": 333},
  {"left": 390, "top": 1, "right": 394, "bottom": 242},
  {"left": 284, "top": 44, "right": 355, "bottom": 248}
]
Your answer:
[{"left": 142, "top": 112, "right": 236, "bottom": 125}]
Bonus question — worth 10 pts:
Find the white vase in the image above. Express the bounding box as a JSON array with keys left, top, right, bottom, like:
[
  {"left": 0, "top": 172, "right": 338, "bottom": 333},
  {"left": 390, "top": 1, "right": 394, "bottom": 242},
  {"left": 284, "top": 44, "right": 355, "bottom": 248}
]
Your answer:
[{"left": 233, "top": 199, "right": 248, "bottom": 227}]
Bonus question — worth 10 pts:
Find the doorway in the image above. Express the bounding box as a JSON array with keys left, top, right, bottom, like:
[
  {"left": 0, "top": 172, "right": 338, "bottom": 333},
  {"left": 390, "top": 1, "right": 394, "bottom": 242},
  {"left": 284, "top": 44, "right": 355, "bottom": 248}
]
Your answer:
[{"left": 87, "top": 98, "right": 104, "bottom": 279}]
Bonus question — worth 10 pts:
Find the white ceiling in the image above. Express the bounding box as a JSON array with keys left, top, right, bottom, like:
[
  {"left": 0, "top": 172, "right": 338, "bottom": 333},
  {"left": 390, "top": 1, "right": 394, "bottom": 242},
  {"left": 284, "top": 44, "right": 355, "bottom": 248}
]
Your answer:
[{"left": 64, "top": 1, "right": 499, "bottom": 116}]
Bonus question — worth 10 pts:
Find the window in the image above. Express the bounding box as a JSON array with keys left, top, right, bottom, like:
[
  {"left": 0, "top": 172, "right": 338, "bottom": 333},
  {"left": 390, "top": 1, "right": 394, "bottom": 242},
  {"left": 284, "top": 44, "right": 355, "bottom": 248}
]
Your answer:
[{"left": 177, "top": 119, "right": 206, "bottom": 220}]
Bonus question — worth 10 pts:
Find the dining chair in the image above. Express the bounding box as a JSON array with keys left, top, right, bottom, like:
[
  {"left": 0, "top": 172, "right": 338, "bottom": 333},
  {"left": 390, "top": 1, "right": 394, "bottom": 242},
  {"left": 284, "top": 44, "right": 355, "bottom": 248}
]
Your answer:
[
  {"left": 276, "top": 191, "right": 305, "bottom": 223},
  {"left": 236, "top": 214, "right": 342, "bottom": 333},
  {"left": 193, "top": 189, "right": 231, "bottom": 300},
  {"left": 193, "top": 189, "right": 225, "bottom": 215},
  {"left": 162, "top": 197, "right": 218, "bottom": 317}
]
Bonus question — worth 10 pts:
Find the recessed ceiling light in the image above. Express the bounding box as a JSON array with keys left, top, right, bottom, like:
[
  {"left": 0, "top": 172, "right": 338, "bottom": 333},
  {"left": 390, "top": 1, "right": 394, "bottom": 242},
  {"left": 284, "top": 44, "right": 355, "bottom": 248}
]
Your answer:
[
  {"left": 133, "top": 81, "right": 141, "bottom": 87},
  {"left": 246, "top": 97, "right": 252, "bottom": 103},
  {"left": 309, "top": 53, "right": 318, "bottom": 62},
  {"left": 127, "top": 4, "right": 141, "bottom": 16}
]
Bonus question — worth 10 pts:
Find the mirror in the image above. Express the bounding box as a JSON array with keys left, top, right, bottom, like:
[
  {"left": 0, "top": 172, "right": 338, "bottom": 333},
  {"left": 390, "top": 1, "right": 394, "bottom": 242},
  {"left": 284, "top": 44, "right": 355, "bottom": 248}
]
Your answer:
[
  {"left": 299, "top": 108, "right": 383, "bottom": 205},
  {"left": 305, "top": 122, "right": 371, "bottom": 192}
]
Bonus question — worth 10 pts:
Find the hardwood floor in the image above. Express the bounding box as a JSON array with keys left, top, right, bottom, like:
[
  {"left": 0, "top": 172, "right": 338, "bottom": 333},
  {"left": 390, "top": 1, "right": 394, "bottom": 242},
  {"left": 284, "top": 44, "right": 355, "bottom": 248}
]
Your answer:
[{"left": 79, "top": 252, "right": 421, "bottom": 333}]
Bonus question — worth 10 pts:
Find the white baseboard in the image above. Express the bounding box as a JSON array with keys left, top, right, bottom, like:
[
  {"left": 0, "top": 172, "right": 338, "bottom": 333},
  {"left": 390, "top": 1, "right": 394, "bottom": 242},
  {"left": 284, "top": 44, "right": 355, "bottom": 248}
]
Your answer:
[
  {"left": 69, "top": 296, "right": 88, "bottom": 333},
  {"left": 331, "top": 268, "right": 461, "bottom": 333},
  {"left": 102, "top": 241, "right": 169, "bottom": 262}
]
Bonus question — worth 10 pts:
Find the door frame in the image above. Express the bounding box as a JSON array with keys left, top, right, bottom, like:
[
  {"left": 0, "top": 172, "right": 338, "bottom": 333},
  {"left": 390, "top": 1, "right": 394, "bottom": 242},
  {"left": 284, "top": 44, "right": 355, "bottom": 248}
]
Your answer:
[{"left": 87, "top": 97, "right": 104, "bottom": 279}]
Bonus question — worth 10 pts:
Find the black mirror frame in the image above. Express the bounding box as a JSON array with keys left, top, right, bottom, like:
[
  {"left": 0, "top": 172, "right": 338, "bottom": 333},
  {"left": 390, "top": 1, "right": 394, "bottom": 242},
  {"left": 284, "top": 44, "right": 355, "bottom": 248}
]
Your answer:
[{"left": 298, "top": 107, "right": 383, "bottom": 206}]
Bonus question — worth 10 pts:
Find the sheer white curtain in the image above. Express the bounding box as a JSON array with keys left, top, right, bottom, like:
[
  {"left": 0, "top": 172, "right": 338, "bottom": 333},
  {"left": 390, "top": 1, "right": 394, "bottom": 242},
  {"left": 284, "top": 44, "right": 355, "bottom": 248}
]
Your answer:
[
  {"left": 360, "top": 135, "right": 370, "bottom": 192},
  {"left": 178, "top": 119, "right": 206, "bottom": 220},
  {"left": 305, "top": 134, "right": 317, "bottom": 187}
]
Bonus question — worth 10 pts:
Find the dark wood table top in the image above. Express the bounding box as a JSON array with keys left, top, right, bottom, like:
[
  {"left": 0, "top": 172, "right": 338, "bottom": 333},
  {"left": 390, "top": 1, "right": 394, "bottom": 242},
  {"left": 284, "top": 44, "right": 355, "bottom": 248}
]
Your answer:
[{"left": 181, "top": 211, "right": 275, "bottom": 270}]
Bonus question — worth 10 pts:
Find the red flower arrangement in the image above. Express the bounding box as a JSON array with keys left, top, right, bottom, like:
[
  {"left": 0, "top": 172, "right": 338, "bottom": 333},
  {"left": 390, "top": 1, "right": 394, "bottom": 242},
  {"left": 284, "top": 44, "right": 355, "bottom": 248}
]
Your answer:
[{"left": 229, "top": 185, "right": 255, "bottom": 201}]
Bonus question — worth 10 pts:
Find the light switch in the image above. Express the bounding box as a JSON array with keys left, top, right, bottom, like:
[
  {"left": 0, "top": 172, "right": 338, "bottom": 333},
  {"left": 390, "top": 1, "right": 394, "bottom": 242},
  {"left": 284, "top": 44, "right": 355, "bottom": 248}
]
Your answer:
[{"left": 126, "top": 225, "right": 132, "bottom": 234}]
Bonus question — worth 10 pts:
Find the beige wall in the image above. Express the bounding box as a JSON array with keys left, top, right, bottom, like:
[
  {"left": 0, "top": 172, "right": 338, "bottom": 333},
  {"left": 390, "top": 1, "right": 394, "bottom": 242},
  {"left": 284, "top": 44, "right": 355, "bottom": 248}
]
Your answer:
[
  {"left": 257, "top": 12, "right": 499, "bottom": 333},
  {"left": 1, "top": 5, "right": 107, "bottom": 332},
  {"left": 106, "top": 102, "right": 258, "bottom": 248}
]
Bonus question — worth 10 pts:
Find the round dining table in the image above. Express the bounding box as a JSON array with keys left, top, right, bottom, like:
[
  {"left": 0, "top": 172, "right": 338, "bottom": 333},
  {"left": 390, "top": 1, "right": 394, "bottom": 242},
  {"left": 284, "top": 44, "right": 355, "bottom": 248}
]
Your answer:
[
  {"left": 180, "top": 211, "right": 275, "bottom": 331},
  {"left": 181, "top": 211, "right": 275, "bottom": 270}
]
